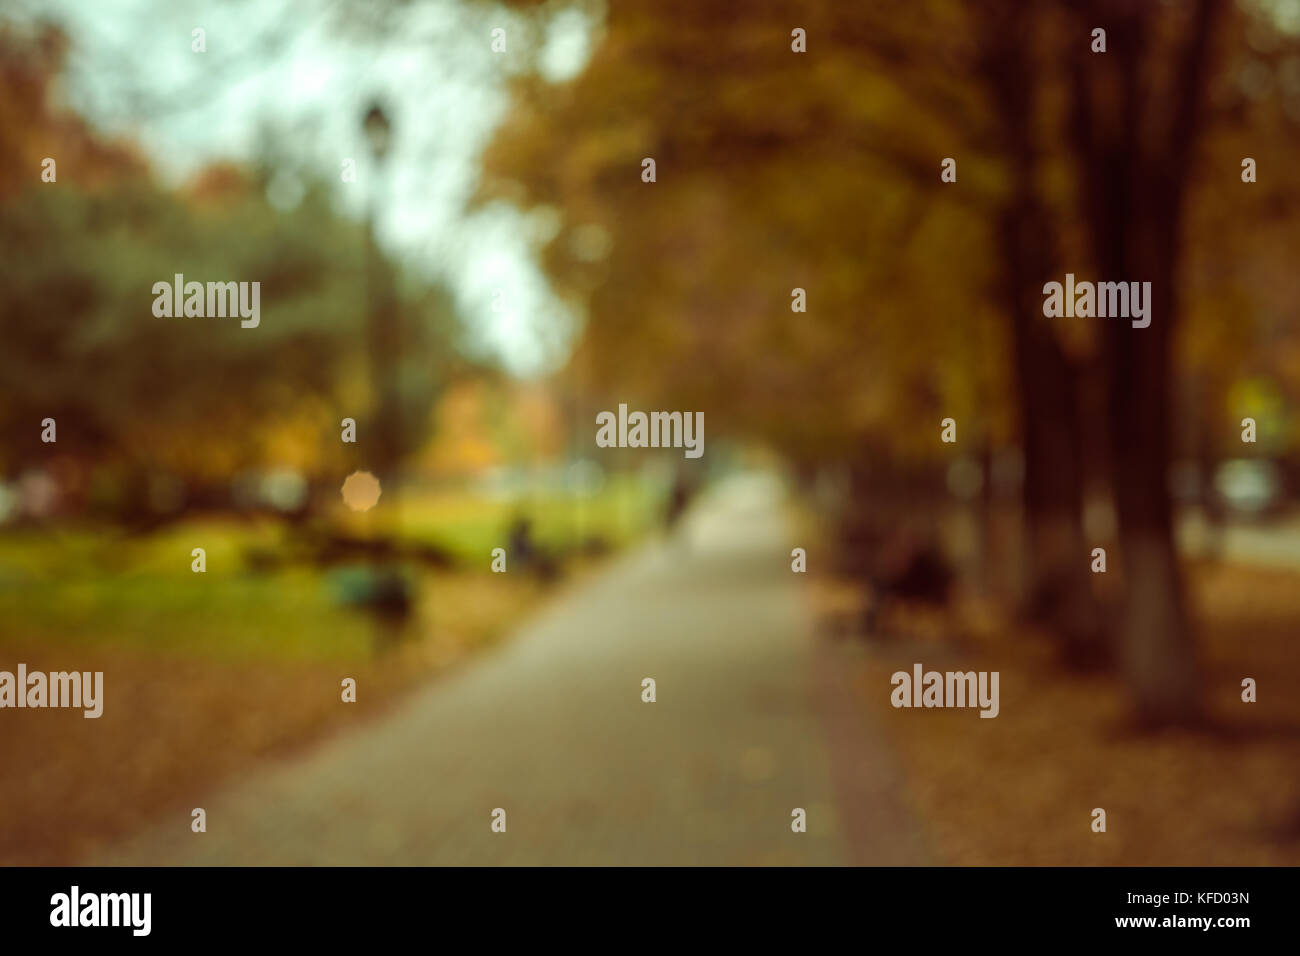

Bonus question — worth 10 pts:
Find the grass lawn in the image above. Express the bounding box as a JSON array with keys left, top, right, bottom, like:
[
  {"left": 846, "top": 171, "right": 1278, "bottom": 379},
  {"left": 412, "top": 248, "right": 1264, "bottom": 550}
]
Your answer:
[{"left": 384, "top": 472, "right": 663, "bottom": 564}]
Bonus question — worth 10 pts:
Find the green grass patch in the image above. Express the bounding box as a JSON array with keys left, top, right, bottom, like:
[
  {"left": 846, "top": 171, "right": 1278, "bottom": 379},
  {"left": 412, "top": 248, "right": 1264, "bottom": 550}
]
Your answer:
[{"left": 0, "top": 475, "right": 659, "bottom": 663}]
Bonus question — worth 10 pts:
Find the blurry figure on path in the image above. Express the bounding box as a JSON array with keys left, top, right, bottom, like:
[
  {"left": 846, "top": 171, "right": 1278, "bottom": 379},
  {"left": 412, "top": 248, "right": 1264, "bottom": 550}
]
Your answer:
[
  {"left": 861, "top": 522, "right": 955, "bottom": 642},
  {"left": 507, "top": 514, "right": 559, "bottom": 582},
  {"left": 663, "top": 469, "right": 695, "bottom": 545}
]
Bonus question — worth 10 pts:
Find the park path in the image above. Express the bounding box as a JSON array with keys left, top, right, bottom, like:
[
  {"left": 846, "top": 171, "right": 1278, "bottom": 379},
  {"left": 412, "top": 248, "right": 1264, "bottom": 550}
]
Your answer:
[{"left": 96, "top": 472, "right": 928, "bottom": 865}]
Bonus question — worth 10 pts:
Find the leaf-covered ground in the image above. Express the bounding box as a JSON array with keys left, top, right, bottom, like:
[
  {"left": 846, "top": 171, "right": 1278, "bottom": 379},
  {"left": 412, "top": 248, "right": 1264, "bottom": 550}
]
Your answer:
[{"left": 850, "top": 562, "right": 1300, "bottom": 865}]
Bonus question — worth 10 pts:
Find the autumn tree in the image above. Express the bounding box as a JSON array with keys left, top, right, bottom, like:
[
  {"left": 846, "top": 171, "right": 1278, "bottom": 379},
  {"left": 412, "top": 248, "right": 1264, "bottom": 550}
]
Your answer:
[{"left": 477, "top": 0, "right": 1300, "bottom": 722}]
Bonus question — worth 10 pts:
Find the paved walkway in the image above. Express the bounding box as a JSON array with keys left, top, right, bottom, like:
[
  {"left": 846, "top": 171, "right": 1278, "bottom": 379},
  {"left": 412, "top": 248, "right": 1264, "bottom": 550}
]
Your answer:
[{"left": 97, "top": 473, "right": 928, "bottom": 865}]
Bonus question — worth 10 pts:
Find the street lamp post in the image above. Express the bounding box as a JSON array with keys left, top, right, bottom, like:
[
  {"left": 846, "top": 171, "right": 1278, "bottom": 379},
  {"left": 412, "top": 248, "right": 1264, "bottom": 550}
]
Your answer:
[
  {"left": 363, "top": 104, "right": 390, "bottom": 162},
  {"left": 357, "top": 101, "right": 411, "bottom": 650},
  {"left": 361, "top": 101, "right": 401, "bottom": 497}
]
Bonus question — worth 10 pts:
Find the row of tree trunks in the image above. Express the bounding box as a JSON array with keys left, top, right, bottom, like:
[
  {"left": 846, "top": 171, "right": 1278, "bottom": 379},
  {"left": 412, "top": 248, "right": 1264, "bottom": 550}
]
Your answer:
[{"left": 960, "top": 0, "right": 1223, "bottom": 722}]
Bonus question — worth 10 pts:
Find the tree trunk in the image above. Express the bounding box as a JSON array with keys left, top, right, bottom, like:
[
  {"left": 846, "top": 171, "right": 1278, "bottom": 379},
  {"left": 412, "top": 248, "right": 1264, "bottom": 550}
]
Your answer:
[
  {"left": 1067, "top": 0, "right": 1223, "bottom": 724},
  {"left": 1001, "top": 209, "right": 1107, "bottom": 667},
  {"left": 979, "top": 3, "right": 1107, "bottom": 667},
  {"left": 1103, "top": 248, "right": 1201, "bottom": 724}
]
